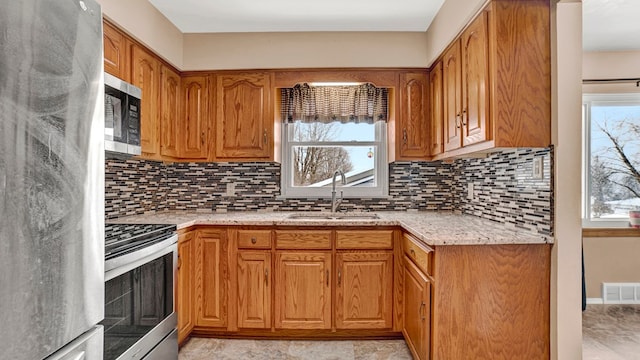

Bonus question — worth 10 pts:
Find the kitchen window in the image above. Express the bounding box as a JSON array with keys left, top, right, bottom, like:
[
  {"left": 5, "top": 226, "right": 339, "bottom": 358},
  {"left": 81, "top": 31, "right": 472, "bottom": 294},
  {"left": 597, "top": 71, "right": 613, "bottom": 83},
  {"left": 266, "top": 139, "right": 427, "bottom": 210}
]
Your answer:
[
  {"left": 583, "top": 93, "right": 640, "bottom": 227},
  {"left": 280, "top": 83, "right": 389, "bottom": 198}
]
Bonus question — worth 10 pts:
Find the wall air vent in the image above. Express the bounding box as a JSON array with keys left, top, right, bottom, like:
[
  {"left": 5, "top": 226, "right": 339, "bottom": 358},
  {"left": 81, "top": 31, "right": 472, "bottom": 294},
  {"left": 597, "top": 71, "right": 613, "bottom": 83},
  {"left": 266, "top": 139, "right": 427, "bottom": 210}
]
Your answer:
[{"left": 602, "top": 283, "right": 640, "bottom": 304}]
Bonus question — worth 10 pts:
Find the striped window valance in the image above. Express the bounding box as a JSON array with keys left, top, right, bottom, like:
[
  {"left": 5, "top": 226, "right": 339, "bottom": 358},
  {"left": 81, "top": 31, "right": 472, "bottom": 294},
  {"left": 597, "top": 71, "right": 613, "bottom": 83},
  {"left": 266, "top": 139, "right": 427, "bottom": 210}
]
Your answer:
[{"left": 281, "top": 83, "right": 388, "bottom": 124}]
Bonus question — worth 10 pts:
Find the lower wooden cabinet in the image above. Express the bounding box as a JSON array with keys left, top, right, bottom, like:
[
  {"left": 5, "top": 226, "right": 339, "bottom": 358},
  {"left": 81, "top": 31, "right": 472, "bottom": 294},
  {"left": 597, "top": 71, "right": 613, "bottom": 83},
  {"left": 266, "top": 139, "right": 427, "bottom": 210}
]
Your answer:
[
  {"left": 177, "top": 231, "right": 195, "bottom": 344},
  {"left": 403, "top": 255, "right": 432, "bottom": 360},
  {"left": 195, "top": 228, "right": 228, "bottom": 328},
  {"left": 335, "top": 252, "right": 393, "bottom": 329},
  {"left": 274, "top": 251, "right": 332, "bottom": 329},
  {"left": 237, "top": 250, "right": 271, "bottom": 329}
]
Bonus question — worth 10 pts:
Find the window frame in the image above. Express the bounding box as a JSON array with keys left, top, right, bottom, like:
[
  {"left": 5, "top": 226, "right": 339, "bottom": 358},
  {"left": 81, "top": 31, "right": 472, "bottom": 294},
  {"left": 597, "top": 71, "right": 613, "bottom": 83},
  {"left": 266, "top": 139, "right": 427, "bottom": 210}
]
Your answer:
[
  {"left": 280, "top": 120, "right": 389, "bottom": 199},
  {"left": 582, "top": 93, "right": 640, "bottom": 227}
]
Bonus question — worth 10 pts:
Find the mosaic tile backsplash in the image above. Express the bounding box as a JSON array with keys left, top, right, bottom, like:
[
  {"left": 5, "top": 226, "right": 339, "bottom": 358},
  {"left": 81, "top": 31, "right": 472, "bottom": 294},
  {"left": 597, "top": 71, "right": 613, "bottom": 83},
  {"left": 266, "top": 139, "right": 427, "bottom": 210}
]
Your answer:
[{"left": 105, "top": 148, "right": 552, "bottom": 235}]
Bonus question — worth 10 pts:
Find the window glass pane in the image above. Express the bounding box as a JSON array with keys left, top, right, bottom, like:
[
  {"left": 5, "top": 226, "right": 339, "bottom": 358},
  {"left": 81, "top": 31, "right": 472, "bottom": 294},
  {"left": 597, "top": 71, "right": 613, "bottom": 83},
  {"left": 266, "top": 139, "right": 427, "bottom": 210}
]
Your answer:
[
  {"left": 589, "top": 103, "right": 640, "bottom": 219},
  {"left": 289, "top": 121, "right": 375, "bottom": 142},
  {"left": 291, "top": 145, "right": 377, "bottom": 187}
]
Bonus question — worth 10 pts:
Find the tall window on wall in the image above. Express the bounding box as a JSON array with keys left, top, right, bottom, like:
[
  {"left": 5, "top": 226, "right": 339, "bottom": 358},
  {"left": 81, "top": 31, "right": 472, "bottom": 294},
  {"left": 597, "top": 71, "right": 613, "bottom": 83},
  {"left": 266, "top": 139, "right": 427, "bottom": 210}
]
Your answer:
[
  {"left": 280, "top": 83, "right": 388, "bottom": 198},
  {"left": 583, "top": 93, "right": 640, "bottom": 226}
]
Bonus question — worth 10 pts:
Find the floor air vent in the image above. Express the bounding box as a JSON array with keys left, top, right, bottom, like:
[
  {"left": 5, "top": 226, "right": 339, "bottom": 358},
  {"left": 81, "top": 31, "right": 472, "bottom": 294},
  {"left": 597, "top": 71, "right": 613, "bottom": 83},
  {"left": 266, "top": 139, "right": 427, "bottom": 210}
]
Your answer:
[{"left": 603, "top": 283, "right": 640, "bottom": 304}]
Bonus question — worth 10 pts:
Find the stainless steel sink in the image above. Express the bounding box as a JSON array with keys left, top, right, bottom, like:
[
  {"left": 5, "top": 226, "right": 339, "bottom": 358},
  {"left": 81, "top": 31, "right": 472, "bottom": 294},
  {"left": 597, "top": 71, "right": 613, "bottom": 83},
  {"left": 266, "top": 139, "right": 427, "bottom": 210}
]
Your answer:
[{"left": 286, "top": 213, "right": 379, "bottom": 220}]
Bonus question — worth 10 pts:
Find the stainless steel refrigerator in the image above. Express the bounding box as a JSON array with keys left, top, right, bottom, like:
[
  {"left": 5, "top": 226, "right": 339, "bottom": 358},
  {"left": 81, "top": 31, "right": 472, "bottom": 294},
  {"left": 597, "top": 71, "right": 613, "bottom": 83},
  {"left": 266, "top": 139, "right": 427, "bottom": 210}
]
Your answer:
[{"left": 0, "top": 0, "right": 105, "bottom": 359}]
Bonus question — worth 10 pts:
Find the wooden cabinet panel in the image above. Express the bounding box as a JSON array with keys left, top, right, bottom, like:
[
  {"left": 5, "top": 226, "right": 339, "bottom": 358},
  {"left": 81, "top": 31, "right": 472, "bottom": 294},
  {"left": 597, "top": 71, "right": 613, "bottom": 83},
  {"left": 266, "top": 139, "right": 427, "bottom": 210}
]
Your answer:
[
  {"left": 131, "top": 45, "right": 161, "bottom": 156},
  {"left": 335, "top": 230, "right": 394, "bottom": 250},
  {"left": 461, "top": 12, "right": 490, "bottom": 147},
  {"left": 160, "top": 65, "right": 181, "bottom": 158},
  {"left": 335, "top": 252, "right": 393, "bottom": 329},
  {"left": 398, "top": 72, "right": 429, "bottom": 159},
  {"left": 274, "top": 252, "right": 331, "bottom": 329},
  {"left": 429, "top": 61, "right": 444, "bottom": 156},
  {"left": 215, "top": 72, "right": 272, "bottom": 160},
  {"left": 442, "top": 40, "right": 462, "bottom": 152},
  {"left": 195, "top": 228, "right": 228, "bottom": 328},
  {"left": 237, "top": 251, "right": 272, "bottom": 329},
  {"left": 403, "top": 256, "right": 431, "bottom": 360},
  {"left": 180, "top": 75, "right": 209, "bottom": 159},
  {"left": 103, "top": 21, "right": 128, "bottom": 80},
  {"left": 177, "top": 231, "right": 195, "bottom": 344},
  {"left": 237, "top": 229, "right": 272, "bottom": 249},
  {"left": 275, "top": 230, "right": 332, "bottom": 249}
]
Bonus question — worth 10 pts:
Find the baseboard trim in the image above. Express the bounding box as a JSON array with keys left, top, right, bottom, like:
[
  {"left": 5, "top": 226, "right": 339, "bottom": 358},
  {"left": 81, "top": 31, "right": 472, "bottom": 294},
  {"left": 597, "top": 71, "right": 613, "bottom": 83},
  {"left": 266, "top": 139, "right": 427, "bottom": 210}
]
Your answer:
[{"left": 586, "top": 298, "right": 604, "bottom": 304}]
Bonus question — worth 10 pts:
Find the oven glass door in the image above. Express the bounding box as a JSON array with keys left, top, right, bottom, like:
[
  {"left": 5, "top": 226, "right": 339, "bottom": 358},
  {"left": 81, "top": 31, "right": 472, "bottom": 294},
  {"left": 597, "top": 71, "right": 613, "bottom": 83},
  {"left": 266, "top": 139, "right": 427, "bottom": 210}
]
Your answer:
[{"left": 102, "top": 252, "right": 174, "bottom": 360}]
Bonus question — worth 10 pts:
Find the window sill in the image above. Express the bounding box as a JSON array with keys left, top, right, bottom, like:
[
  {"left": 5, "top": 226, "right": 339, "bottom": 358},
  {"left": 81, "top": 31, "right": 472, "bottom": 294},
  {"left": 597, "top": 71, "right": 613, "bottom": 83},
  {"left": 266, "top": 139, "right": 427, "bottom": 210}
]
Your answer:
[{"left": 582, "top": 227, "right": 640, "bottom": 238}]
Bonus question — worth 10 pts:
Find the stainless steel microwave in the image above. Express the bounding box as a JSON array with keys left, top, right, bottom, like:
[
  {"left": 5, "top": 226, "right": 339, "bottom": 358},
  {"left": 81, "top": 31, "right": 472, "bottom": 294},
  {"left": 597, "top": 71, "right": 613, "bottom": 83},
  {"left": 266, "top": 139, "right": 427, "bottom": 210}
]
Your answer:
[{"left": 105, "top": 73, "right": 141, "bottom": 157}]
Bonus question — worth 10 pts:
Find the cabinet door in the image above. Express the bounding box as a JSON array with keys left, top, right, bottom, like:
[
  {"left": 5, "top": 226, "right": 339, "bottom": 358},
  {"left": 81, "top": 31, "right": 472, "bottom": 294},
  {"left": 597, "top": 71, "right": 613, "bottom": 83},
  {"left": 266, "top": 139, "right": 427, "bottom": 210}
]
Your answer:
[
  {"left": 131, "top": 45, "right": 161, "bottom": 156},
  {"left": 429, "top": 61, "right": 444, "bottom": 156},
  {"left": 335, "top": 252, "right": 393, "bottom": 329},
  {"left": 237, "top": 251, "right": 272, "bottom": 329},
  {"left": 177, "top": 231, "right": 195, "bottom": 343},
  {"left": 461, "top": 12, "right": 490, "bottom": 147},
  {"left": 180, "top": 75, "right": 209, "bottom": 159},
  {"left": 275, "top": 252, "right": 331, "bottom": 329},
  {"left": 442, "top": 40, "right": 462, "bottom": 152},
  {"left": 398, "top": 72, "right": 429, "bottom": 159},
  {"left": 403, "top": 256, "right": 431, "bottom": 360},
  {"left": 215, "top": 73, "right": 272, "bottom": 160},
  {"left": 103, "top": 21, "right": 128, "bottom": 80},
  {"left": 195, "top": 229, "right": 228, "bottom": 328},
  {"left": 160, "top": 65, "right": 180, "bottom": 158}
]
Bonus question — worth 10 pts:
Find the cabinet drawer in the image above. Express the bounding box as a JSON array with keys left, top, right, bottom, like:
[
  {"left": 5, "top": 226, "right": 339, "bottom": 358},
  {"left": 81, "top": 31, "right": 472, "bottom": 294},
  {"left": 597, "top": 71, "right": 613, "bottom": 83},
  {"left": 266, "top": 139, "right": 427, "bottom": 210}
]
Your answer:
[
  {"left": 238, "top": 230, "right": 272, "bottom": 249},
  {"left": 335, "top": 230, "right": 394, "bottom": 250},
  {"left": 403, "top": 233, "right": 433, "bottom": 276},
  {"left": 275, "top": 230, "right": 332, "bottom": 249}
]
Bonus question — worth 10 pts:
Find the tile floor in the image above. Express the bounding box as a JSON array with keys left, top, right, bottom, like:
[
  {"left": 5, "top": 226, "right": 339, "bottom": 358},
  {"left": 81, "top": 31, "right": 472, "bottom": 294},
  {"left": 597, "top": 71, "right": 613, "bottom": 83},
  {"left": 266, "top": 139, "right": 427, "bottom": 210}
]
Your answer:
[
  {"left": 583, "top": 304, "right": 640, "bottom": 360},
  {"left": 178, "top": 338, "right": 413, "bottom": 360},
  {"left": 179, "top": 305, "right": 640, "bottom": 360}
]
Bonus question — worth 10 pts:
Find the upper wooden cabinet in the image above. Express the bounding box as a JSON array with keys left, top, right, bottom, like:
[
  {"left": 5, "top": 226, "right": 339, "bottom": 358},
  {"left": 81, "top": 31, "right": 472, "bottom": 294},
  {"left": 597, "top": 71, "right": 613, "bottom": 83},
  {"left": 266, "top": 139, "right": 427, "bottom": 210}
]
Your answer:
[
  {"left": 180, "top": 75, "right": 209, "bottom": 159},
  {"left": 214, "top": 72, "right": 273, "bottom": 160},
  {"left": 160, "top": 65, "right": 181, "bottom": 158},
  {"left": 435, "top": 0, "right": 550, "bottom": 158},
  {"left": 398, "top": 72, "right": 429, "bottom": 160},
  {"left": 429, "top": 62, "right": 444, "bottom": 156},
  {"left": 103, "top": 21, "right": 128, "bottom": 81},
  {"left": 131, "top": 45, "right": 161, "bottom": 157}
]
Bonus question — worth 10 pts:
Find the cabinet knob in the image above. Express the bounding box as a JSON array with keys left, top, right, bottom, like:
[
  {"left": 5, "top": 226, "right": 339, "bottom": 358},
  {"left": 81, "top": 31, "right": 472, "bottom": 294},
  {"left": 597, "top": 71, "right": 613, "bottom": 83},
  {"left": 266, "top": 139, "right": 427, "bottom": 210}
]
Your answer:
[
  {"left": 251, "top": 237, "right": 257, "bottom": 244},
  {"left": 410, "top": 248, "right": 416, "bottom": 256}
]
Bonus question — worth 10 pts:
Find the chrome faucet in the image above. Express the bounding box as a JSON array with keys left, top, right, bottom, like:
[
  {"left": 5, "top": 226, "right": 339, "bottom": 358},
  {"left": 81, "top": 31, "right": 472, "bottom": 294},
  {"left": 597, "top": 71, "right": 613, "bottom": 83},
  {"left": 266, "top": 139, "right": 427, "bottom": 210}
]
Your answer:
[{"left": 331, "top": 170, "right": 347, "bottom": 213}]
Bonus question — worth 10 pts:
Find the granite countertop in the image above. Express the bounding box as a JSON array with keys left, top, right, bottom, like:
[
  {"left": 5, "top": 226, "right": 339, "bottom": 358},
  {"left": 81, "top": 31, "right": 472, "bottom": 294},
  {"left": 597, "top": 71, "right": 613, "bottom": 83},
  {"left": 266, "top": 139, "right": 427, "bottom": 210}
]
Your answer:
[{"left": 108, "top": 211, "right": 553, "bottom": 246}]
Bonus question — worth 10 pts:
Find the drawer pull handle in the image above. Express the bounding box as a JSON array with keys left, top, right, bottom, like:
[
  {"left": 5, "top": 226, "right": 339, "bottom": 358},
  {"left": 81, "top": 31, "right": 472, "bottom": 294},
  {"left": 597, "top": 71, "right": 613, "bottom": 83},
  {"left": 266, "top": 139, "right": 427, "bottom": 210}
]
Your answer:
[
  {"left": 410, "top": 249, "right": 416, "bottom": 256},
  {"left": 251, "top": 237, "right": 257, "bottom": 244},
  {"left": 420, "top": 301, "right": 426, "bottom": 321}
]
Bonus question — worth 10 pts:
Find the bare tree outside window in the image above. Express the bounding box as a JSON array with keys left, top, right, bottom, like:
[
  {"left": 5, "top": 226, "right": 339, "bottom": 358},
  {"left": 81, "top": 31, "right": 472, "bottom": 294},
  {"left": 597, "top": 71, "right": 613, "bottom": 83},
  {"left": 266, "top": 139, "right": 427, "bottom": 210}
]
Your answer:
[
  {"left": 590, "top": 110, "right": 640, "bottom": 218},
  {"left": 292, "top": 122, "right": 354, "bottom": 186}
]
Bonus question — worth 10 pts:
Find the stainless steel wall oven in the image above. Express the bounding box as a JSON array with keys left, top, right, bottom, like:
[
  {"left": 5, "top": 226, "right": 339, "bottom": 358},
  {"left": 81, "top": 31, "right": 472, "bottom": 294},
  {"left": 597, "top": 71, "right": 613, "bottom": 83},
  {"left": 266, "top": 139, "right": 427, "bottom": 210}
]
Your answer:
[{"left": 103, "top": 224, "right": 178, "bottom": 360}]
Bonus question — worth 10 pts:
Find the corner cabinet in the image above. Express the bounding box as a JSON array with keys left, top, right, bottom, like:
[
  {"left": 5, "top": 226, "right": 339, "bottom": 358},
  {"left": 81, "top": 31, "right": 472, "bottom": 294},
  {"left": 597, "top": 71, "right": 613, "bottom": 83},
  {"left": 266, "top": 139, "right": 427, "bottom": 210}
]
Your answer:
[
  {"left": 429, "top": 61, "right": 444, "bottom": 156},
  {"left": 214, "top": 72, "right": 273, "bottom": 161},
  {"left": 179, "top": 75, "right": 209, "bottom": 159},
  {"left": 435, "top": 0, "right": 551, "bottom": 158},
  {"left": 177, "top": 231, "right": 195, "bottom": 344},
  {"left": 398, "top": 72, "right": 430, "bottom": 160},
  {"left": 160, "top": 65, "right": 181, "bottom": 158}
]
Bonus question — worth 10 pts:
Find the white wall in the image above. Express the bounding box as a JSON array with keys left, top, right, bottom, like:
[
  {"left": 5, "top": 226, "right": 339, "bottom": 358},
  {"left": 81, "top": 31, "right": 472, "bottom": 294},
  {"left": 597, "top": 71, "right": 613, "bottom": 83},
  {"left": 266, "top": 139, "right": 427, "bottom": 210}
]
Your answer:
[
  {"left": 552, "top": 1, "right": 583, "bottom": 359},
  {"left": 97, "top": 0, "right": 184, "bottom": 69},
  {"left": 182, "top": 32, "right": 429, "bottom": 70},
  {"left": 583, "top": 50, "right": 640, "bottom": 93}
]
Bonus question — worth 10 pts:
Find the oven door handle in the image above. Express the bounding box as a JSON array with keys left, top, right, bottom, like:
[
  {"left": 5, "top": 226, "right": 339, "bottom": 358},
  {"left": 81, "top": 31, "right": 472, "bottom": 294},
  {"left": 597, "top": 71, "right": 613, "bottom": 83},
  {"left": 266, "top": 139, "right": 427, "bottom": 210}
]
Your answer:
[{"left": 105, "top": 234, "right": 178, "bottom": 281}]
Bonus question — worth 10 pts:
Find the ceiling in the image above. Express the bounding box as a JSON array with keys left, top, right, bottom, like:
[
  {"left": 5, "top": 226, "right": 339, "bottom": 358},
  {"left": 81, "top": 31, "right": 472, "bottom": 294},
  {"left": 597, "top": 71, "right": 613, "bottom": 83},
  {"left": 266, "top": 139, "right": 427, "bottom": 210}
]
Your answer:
[
  {"left": 148, "top": 0, "right": 640, "bottom": 52},
  {"left": 148, "top": 0, "right": 445, "bottom": 33}
]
